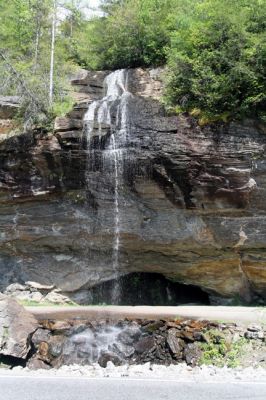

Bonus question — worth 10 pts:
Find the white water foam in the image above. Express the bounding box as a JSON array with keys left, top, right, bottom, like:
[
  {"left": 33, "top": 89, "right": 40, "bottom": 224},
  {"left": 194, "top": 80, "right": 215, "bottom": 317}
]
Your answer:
[{"left": 83, "top": 70, "right": 131, "bottom": 303}]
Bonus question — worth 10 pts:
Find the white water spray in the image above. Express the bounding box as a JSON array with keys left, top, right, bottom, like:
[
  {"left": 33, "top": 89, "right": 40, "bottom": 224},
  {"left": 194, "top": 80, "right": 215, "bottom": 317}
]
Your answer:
[{"left": 84, "top": 70, "right": 131, "bottom": 303}]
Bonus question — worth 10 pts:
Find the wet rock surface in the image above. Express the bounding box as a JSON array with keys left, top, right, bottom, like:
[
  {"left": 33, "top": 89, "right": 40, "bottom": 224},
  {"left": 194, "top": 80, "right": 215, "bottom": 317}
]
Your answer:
[
  {"left": 26, "top": 318, "right": 266, "bottom": 370},
  {"left": 0, "top": 68, "right": 265, "bottom": 304}
]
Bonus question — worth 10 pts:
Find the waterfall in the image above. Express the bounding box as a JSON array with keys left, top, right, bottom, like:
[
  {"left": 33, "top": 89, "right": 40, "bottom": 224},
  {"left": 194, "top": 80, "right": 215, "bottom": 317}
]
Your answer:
[{"left": 83, "top": 69, "right": 131, "bottom": 304}]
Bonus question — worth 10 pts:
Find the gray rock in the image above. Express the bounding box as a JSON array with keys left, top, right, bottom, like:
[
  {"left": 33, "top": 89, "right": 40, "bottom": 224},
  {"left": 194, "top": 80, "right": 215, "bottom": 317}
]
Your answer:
[
  {"left": 134, "top": 337, "right": 156, "bottom": 354},
  {"left": 43, "top": 291, "right": 73, "bottom": 305},
  {"left": 98, "top": 352, "right": 122, "bottom": 368},
  {"left": 0, "top": 294, "right": 38, "bottom": 359},
  {"left": 4, "top": 283, "right": 44, "bottom": 303},
  {"left": 48, "top": 337, "right": 64, "bottom": 358},
  {"left": 113, "top": 342, "right": 135, "bottom": 358},
  {"left": 183, "top": 343, "right": 202, "bottom": 367},
  {"left": 247, "top": 324, "right": 263, "bottom": 332},
  {"left": 26, "top": 282, "right": 55, "bottom": 291},
  {"left": 27, "top": 357, "right": 51, "bottom": 370},
  {"left": 245, "top": 330, "right": 264, "bottom": 340},
  {"left": 4, "top": 283, "right": 26, "bottom": 293},
  {"left": 117, "top": 326, "right": 141, "bottom": 345},
  {"left": 0, "top": 96, "right": 21, "bottom": 119},
  {"left": 32, "top": 329, "right": 51, "bottom": 346},
  {"left": 167, "top": 331, "right": 184, "bottom": 356}
]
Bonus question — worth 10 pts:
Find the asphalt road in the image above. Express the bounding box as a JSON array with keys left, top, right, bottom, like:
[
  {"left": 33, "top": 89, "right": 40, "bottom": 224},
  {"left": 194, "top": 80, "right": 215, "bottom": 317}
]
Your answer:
[{"left": 1, "top": 375, "right": 266, "bottom": 400}]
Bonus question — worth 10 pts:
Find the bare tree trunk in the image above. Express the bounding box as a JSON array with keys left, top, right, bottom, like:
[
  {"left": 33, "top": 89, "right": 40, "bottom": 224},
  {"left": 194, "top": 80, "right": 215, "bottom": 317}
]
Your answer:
[
  {"left": 49, "top": 0, "right": 57, "bottom": 106},
  {"left": 34, "top": 24, "right": 40, "bottom": 73}
]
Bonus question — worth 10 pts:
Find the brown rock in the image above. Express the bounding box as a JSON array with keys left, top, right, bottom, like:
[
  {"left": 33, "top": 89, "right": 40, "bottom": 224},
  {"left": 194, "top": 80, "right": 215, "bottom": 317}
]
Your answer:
[
  {"left": 32, "top": 328, "right": 51, "bottom": 345},
  {"left": 142, "top": 320, "right": 165, "bottom": 333},
  {"left": 54, "top": 117, "right": 82, "bottom": 132},
  {"left": 42, "top": 320, "right": 72, "bottom": 333},
  {"left": 180, "top": 330, "right": 195, "bottom": 342},
  {"left": 167, "top": 321, "right": 182, "bottom": 328},
  {"left": 38, "top": 341, "right": 49, "bottom": 357}
]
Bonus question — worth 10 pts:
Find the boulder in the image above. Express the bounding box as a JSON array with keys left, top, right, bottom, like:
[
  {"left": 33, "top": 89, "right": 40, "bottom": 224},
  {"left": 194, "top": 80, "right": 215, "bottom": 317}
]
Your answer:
[
  {"left": 42, "top": 290, "right": 74, "bottom": 305},
  {"left": 98, "top": 352, "right": 122, "bottom": 368},
  {"left": 134, "top": 336, "right": 156, "bottom": 354},
  {"left": 27, "top": 357, "right": 51, "bottom": 370},
  {"left": 167, "top": 330, "right": 184, "bottom": 357},
  {"left": 113, "top": 342, "right": 135, "bottom": 358},
  {"left": 183, "top": 343, "right": 202, "bottom": 367},
  {"left": 0, "top": 96, "right": 21, "bottom": 119},
  {"left": 117, "top": 325, "right": 141, "bottom": 344},
  {"left": 0, "top": 294, "right": 38, "bottom": 359}
]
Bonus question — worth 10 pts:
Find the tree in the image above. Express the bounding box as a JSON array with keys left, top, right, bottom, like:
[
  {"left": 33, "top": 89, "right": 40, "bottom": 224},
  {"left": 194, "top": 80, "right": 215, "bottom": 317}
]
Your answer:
[
  {"left": 165, "top": 0, "right": 266, "bottom": 122},
  {"left": 0, "top": 0, "right": 76, "bottom": 127},
  {"left": 49, "top": 0, "right": 57, "bottom": 106},
  {"left": 1, "top": 0, "right": 265, "bottom": 125},
  {"left": 68, "top": 0, "right": 178, "bottom": 70}
]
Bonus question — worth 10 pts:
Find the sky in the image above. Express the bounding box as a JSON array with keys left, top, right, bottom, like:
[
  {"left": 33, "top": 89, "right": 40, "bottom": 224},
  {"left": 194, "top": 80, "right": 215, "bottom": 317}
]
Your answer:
[
  {"left": 89, "top": 0, "right": 101, "bottom": 9},
  {"left": 59, "top": 0, "right": 102, "bottom": 20},
  {"left": 81, "top": 0, "right": 102, "bottom": 17}
]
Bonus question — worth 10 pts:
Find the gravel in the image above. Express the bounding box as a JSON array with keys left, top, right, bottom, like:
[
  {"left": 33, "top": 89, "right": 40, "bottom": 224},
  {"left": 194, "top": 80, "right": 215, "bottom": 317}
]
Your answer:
[{"left": 2, "top": 363, "right": 266, "bottom": 383}]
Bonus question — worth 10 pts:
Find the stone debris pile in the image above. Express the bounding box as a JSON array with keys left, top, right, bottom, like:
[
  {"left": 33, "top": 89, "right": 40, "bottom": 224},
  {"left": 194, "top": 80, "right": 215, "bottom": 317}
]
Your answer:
[{"left": 26, "top": 318, "right": 266, "bottom": 370}]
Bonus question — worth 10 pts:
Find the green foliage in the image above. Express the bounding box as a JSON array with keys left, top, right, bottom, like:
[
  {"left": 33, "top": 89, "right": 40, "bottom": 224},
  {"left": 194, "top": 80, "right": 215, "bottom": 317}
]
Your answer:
[
  {"left": 18, "top": 299, "right": 77, "bottom": 307},
  {"left": 199, "top": 329, "right": 228, "bottom": 367},
  {"left": 0, "top": 0, "right": 80, "bottom": 127},
  {"left": 165, "top": 0, "right": 266, "bottom": 121},
  {"left": 199, "top": 330, "right": 249, "bottom": 368},
  {"left": 1, "top": 0, "right": 265, "bottom": 124},
  {"left": 226, "top": 338, "right": 247, "bottom": 368},
  {"left": 68, "top": 0, "right": 178, "bottom": 70},
  {"left": 74, "top": 0, "right": 265, "bottom": 121}
]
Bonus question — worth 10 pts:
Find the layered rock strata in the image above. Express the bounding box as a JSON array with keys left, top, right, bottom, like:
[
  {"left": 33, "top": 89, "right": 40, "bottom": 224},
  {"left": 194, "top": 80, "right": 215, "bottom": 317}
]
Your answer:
[{"left": 0, "top": 68, "right": 265, "bottom": 303}]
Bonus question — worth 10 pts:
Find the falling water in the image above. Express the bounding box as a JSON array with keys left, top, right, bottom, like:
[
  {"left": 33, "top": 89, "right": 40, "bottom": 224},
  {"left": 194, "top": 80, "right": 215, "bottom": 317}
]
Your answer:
[{"left": 83, "top": 70, "right": 131, "bottom": 303}]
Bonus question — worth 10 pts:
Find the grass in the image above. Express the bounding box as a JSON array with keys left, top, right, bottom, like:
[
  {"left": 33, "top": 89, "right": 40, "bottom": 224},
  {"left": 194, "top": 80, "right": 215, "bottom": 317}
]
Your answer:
[
  {"left": 18, "top": 300, "right": 112, "bottom": 307},
  {"left": 18, "top": 299, "right": 77, "bottom": 307},
  {"left": 0, "top": 363, "right": 9, "bottom": 369}
]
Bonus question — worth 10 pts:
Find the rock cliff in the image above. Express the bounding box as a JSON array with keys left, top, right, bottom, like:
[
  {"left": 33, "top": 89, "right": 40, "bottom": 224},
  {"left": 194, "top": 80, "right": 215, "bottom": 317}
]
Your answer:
[{"left": 0, "top": 68, "right": 265, "bottom": 304}]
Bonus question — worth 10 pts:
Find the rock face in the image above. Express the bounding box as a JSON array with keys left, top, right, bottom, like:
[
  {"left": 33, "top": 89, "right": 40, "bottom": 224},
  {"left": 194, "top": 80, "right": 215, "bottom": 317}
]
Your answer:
[
  {"left": 0, "top": 68, "right": 265, "bottom": 304},
  {"left": 0, "top": 294, "right": 38, "bottom": 359}
]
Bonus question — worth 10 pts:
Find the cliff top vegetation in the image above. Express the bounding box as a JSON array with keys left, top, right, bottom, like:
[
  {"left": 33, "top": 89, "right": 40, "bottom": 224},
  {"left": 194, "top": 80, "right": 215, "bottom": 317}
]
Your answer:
[{"left": 0, "top": 0, "right": 265, "bottom": 126}]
